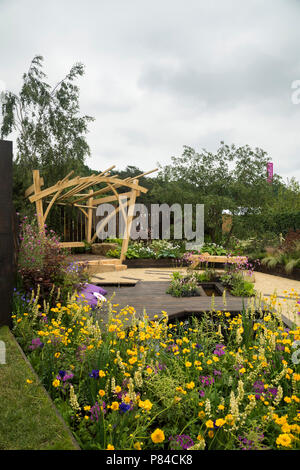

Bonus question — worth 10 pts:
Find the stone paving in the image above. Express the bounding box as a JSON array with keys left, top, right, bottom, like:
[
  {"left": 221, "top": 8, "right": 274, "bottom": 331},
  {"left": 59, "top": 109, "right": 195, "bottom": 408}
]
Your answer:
[{"left": 91, "top": 268, "right": 300, "bottom": 325}]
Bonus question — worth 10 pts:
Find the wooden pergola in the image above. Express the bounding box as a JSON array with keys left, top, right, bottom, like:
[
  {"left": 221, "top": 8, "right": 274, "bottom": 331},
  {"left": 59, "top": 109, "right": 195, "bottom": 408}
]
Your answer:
[{"left": 25, "top": 166, "right": 157, "bottom": 262}]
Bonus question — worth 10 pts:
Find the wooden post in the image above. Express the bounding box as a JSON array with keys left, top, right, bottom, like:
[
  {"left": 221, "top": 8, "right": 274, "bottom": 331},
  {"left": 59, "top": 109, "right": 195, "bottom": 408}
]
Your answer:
[
  {"left": 0, "top": 140, "right": 14, "bottom": 328},
  {"left": 120, "top": 179, "right": 138, "bottom": 262},
  {"left": 86, "top": 189, "right": 93, "bottom": 244},
  {"left": 33, "top": 170, "right": 44, "bottom": 233}
]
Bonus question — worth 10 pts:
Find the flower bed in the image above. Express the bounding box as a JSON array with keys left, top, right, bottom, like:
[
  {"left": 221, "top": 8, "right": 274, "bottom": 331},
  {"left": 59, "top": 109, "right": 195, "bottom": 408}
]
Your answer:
[
  {"left": 166, "top": 270, "right": 255, "bottom": 298},
  {"left": 11, "top": 290, "right": 300, "bottom": 450}
]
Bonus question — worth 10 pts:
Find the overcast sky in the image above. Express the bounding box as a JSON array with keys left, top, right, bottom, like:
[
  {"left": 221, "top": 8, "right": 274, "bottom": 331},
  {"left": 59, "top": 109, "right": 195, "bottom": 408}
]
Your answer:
[{"left": 1, "top": 0, "right": 300, "bottom": 181}]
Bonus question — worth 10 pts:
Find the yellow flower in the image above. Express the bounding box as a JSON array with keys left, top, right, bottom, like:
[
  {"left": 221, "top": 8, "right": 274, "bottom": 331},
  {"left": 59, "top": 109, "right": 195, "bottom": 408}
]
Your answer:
[
  {"left": 114, "top": 386, "right": 122, "bottom": 394},
  {"left": 151, "top": 428, "right": 165, "bottom": 444},
  {"left": 225, "top": 414, "right": 234, "bottom": 424},
  {"left": 276, "top": 434, "right": 292, "bottom": 447},
  {"left": 111, "top": 401, "right": 119, "bottom": 411},
  {"left": 186, "top": 381, "right": 195, "bottom": 390},
  {"left": 284, "top": 397, "right": 292, "bottom": 404},
  {"left": 142, "top": 399, "right": 153, "bottom": 411},
  {"left": 98, "top": 389, "right": 105, "bottom": 397},
  {"left": 129, "top": 356, "right": 137, "bottom": 365},
  {"left": 99, "top": 370, "right": 106, "bottom": 378},
  {"left": 205, "top": 420, "right": 214, "bottom": 429},
  {"left": 208, "top": 430, "right": 214, "bottom": 438},
  {"left": 139, "top": 399, "right": 153, "bottom": 411},
  {"left": 215, "top": 418, "right": 226, "bottom": 427},
  {"left": 218, "top": 404, "right": 225, "bottom": 410},
  {"left": 134, "top": 442, "right": 142, "bottom": 450},
  {"left": 107, "top": 444, "right": 115, "bottom": 450},
  {"left": 185, "top": 361, "right": 192, "bottom": 368},
  {"left": 54, "top": 352, "right": 60, "bottom": 358},
  {"left": 52, "top": 379, "right": 60, "bottom": 387},
  {"left": 26, "top": 379, "right": 33, "bottom": 384},
  {"left": 281, "top": 423, "right": 291, "bottom": 433}
]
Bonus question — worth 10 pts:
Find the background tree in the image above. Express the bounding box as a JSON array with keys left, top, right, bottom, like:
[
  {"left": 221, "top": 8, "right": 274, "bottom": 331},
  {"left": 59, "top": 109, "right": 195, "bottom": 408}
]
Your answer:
[
  {"left": 152, "top": 142, "right": 283, "bottom": 243},
  {"left": 0, "top": 55, "right": 94, "bottom": 213}
]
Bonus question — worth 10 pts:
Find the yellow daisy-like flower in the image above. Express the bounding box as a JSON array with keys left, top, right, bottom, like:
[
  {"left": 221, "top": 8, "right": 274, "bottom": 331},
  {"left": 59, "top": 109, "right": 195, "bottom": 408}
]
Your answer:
[
  {"left": 26, "top": 379, "right": 33, "bottom": 384},
  {"left": 111, "top": 401, "right": 119, "bottom": 411},
  {"left": 107, "top": 444, "right": 115, "bottom": 450},
  {"left": 99, "top": 370, "right": 106, "bottom": 378},
  {"left": 276, "top": 434, "right": 292, "bottom": 447},
  {"left": 186, "top": 381, "right": 195, "bottom": 390},
  {"left": 215, "top": 418, "right": 226, "bottom": 427},
  {"left": 98, "top": 389, "right": 105, "bottom": 397},
  {"left": 54, "top": 352, "right": 60, "bottom": 358},
  {"left": 52, "top": 379, "right": 60, "bottom": 388},
  {"left": 114, "top": 386, "right": 122, "bottom": 394},
  {"left": 151, "top": 428, "right": 165, "bottom": 444},
  {"left": 205, "top": 419, "right": 214, "bottom": 429}
]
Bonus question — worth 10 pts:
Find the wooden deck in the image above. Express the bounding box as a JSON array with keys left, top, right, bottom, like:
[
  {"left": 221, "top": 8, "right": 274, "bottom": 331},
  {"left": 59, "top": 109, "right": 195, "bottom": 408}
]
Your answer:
[{"left": 97, "top": 281, "right": 255, "bottom": 321}]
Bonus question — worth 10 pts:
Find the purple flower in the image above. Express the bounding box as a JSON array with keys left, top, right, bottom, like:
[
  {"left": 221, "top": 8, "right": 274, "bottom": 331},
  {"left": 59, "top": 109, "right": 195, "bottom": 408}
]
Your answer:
[
  {"left": 119, "top": 402, "right": 131, "bottom": 413},
  {"left": 29, "top": 338, "right": 44, "bottom": 350},
  {"left": 90, "top": 401, "right": 106, "bottom": 421},
  {"left": 213, "top": 344, "right": 226, "bottom": 356},
  {"left": 169, "top": 435, "right": 194, "bottom": 450},
  {"left": 199, "top": 375, "right": 214, "bottom": 386},
  {"left": 89, "top": 369, "right": 100, "bottom": 379}
]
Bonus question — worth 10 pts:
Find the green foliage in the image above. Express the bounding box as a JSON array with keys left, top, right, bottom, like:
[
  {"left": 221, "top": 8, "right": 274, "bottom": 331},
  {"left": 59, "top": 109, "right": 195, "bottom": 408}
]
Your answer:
[
  {"left": 106, "top": 240, "right": 182, "bottom": 260},
  {"left": 152, "top": 143, "right": 276, "bottom": 243},
  {"left": 17, "top": 217, "right": 89, "bottom": 303},
  {"left": 199, "top": 243, "right": 228, "bottom": 256},
  {"left": 230, "top": 280, "right": 255, "bottom": 297},
  {"left": 167, "top": 269, "right": 255, "bottom": 298},
  {"left": 261, "top": 239, "right": 300, "bottom": 274}
]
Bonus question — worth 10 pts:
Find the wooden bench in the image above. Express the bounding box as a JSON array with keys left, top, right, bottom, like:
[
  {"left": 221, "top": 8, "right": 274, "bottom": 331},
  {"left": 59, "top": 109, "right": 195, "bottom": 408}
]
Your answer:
[{"left": 188, "top": 253, "right": 248, "bottom": 269}]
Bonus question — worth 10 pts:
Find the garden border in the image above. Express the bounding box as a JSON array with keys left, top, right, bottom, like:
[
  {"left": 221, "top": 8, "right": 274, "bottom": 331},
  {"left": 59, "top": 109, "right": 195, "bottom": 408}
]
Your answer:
[{"left": 7, "top": 328, "right": 81, "bottom": 450}]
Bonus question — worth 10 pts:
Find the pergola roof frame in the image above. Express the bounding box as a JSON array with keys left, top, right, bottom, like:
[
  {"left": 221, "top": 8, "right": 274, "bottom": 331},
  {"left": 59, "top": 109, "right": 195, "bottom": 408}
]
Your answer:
[{"left": 25, "top": 168, "right": 157, "bottom": 263}]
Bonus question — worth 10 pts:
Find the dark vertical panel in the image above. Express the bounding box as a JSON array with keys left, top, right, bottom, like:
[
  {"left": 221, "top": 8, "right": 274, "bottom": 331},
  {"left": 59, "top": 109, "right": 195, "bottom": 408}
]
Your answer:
[{"left": 0, "top": 140, "right": 13, "bottom": 328}]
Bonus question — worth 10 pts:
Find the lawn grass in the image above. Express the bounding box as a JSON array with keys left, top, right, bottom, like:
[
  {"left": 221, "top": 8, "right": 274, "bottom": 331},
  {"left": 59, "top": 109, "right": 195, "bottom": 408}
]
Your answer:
[{"left": 0, "top": 326, "right": 79, "bottom": 450}]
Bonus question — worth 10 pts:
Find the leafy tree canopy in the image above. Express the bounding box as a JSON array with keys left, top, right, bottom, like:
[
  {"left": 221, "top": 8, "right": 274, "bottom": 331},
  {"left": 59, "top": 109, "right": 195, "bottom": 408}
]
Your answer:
[{"left": 1, "top": 55, "right": 94, "bottom": 211}]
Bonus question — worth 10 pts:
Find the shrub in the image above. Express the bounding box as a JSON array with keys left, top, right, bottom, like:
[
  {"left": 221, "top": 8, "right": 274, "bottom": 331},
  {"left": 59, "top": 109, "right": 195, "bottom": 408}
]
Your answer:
[
  {"left": 17, "top": 217, "right": 89, "bottom": 303},
  {"left": 107, "top": 240, "right": 182, "bottom": 260}
]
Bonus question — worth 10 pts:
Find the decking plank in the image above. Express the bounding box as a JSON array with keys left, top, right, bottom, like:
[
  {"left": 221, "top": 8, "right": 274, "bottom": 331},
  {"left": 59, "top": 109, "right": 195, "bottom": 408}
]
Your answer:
[{"left": 97, "top": 281, "right": 255, "bottom": 321}]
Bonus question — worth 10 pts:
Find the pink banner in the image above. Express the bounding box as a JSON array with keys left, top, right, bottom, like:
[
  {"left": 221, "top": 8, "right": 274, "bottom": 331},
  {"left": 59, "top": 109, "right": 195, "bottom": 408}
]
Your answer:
[{"left": 267, "top": 162, "right": 273, "bottom": 183}]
